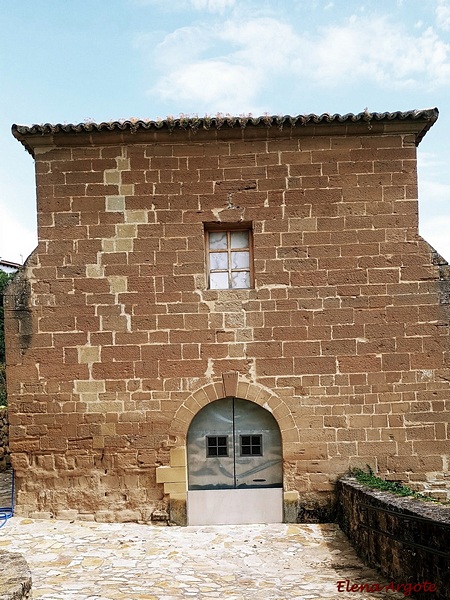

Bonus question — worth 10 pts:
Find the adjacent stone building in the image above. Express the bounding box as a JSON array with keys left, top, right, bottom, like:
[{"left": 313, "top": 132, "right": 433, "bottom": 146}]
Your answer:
[{"left": 5, "top": 108, "right": 450, "bottom": 524}]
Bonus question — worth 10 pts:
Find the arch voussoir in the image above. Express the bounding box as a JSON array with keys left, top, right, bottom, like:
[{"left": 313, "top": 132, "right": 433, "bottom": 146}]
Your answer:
[{"left": 171, "top": 379, "right": 297, "bottom": 441}]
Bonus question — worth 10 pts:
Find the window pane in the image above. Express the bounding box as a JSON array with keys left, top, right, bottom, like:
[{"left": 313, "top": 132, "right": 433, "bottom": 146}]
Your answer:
[
  {"left": 210, "top": 272, "right": 229, "bottom": 289},
  {"left": 231, "top": 271, "right": 250, "bottom": 289},
  {"left": 210, "top": 252, "right": 228, "bottom": 270},
  {"left": 240, "top": 434, "right": 262, "bottom": 456},
  {"left": 231, "top": 231, "right": 249, "bottom": 249},
  {"left": 231, "top": 251, "right": 250, "bottom": 269},
  {"left": 241, "top": 435, "right": 262, "bottom": 456},
  {"left": 207, "top": 435, "right": 228, "bottom": 457},
  {"left": 209, "top": 231, "right": 227, "bottom": 250},
  {"left": 251, "top": 435, "right": 262, "bottom": 455}
]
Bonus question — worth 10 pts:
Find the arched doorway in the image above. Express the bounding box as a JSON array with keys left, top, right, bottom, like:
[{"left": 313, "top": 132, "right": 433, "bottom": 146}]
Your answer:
[{"left": 187, "top": 397, "right": 283, "bottom": 525}]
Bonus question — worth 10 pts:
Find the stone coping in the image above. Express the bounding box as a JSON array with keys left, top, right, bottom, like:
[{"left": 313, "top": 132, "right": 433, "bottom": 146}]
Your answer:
[
  {"left": 339, "top": 476, "right": 450, "bottom": 523},
  {"left": 337, "top": 477, "right": 449, "bottom": 600}
]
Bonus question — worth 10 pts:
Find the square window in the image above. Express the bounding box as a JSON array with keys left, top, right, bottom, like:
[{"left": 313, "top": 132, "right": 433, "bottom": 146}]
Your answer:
[
  {"left": 207, "top": 435, "right": 228, "bottom": 457},
  {"left": 240, "top": 434, "right": 262, "bottom": 456},
  {"left": 206, "top": 227, "right": 253, "bottom": 290}
]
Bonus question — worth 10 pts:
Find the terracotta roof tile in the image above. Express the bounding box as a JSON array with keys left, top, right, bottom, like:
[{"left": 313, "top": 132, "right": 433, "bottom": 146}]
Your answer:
[{"left": 12, "top": 108, "right": 438, "bottom": 155}]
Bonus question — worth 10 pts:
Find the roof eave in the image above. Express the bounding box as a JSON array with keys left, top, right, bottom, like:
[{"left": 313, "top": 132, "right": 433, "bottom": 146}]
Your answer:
[{"left": 12, "top": 108, "right": 439, "bottom": 157}]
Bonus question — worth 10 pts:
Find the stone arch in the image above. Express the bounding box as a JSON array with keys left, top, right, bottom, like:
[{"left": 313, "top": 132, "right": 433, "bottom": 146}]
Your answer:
[
  {"left": 156, "top": 373, "right": 300, "bottom": 524},
  {"left": 171, "top": 373, "right": 299, "bottom": 445}
]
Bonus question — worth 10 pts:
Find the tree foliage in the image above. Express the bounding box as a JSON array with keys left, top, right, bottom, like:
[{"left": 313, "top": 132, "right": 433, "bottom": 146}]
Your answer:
[
  {"left": 0, "top": 271, "right": 14, "bottom": 405},
  {"left": 0, "top": 363, "right": 6, "bottom": 406}
]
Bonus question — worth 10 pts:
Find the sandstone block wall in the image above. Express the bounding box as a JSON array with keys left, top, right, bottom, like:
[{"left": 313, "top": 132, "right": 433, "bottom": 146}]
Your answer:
[{"left": 5, "top": 113, "right": 450, "bottom": 521}]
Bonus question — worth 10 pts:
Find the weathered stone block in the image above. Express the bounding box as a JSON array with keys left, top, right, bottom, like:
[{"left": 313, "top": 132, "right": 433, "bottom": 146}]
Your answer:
[
  {"left": 169, "top": 447, "right": 186, "bottom": 467},
  {"left": 56, "top": 509, "right": 79, "bottom": 520},
  {"left": 106, "top": 195, "right": 125, "bottom": 212},
  {"left": 0, "top": 550, "right": 32, "bottom": 600},
  {"left": 155, "top": 466, "right": 186, "bottom": 484},
  {"left": 163, "top": 482, "right": 186, "bottom": 494}
]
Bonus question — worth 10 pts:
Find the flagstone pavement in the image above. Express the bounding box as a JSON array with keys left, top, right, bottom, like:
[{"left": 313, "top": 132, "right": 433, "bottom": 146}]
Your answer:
[{"left": 0, "top": 511, "right": 407, "bottom": 600}]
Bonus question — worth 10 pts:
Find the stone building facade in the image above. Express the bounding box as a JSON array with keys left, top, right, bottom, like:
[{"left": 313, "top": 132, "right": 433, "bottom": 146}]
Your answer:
[{"left": 5, "top": 108, "right": 450, "bottom": 524}]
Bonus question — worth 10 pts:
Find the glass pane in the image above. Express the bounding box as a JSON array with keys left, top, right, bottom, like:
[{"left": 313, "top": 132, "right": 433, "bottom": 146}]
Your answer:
[
  {"left": 251, "top": 436, "right": 262, "bottom": 455},
  {"left": 231, "top": 231, "right": 249, "bottom": 249},
  {"left": 209, "top": 231, "right": 227, "bottom": 250},
  {"left": 207, "top": 435, "right": 229, "bottom": 457},
  {"left": 231, "top": 271, "right": 250, "bottom": 289},
  {"left": 240, "top": 434, "right": 262, "bottom": 456},
  {"left": 231, "top": 251, "right": 249, "bottom": 269},
  {"left": 210, "top": 252, "right": 228, "bottom": 270},
  {"left": 210, "top": 272, "right": 229, "bottom": 289}
]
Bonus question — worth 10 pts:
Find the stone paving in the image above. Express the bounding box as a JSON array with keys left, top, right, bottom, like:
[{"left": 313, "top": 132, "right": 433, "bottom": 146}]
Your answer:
[
  {"left": 0, "top": 514, "right": 407, "bottom": 600},
  {"left": 0, "top": 470, "right": 407, "bottom": 600}
]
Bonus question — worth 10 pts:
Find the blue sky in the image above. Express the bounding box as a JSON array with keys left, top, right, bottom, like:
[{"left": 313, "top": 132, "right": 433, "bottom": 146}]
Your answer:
[{"left": 1, "top": 0, "right": 450, "bottom": 263}]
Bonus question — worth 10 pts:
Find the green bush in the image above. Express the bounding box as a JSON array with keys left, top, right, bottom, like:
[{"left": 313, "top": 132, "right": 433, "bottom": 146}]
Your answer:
[
  {"left": 0, "top": 363, "right": 6, "bottom": 407},
  {"left": 349, "top": 466, "right": 446, "bottom": 503},
  {"left": 0, "top": 271, "right": 14, "bottom": 406}
]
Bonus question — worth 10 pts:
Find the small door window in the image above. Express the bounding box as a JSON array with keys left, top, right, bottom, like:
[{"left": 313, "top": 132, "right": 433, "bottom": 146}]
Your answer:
[
  {"left": 240, "top": 434, "right": 262, "bottom": 456},
  {"left": 206, "top": 435, "right": 228, "bottom": 457}
]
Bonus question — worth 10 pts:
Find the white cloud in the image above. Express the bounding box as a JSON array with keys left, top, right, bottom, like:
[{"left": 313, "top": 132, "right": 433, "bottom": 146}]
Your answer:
[
  {"left": 219, "top": 18, "right": 302, "bottom": 71},
  {"left": 418, "top": 151, "right": 445, "bottom": 169},
  {"left": 417, "top": 150, "right": 447, "bottom": 180},
  {"left": 419, "top": 214, "right": 450, "bottom": 262},
  {"left": 0, "top": 200, "right": 37, "bottom": 265},
  {"left": 436, "top": 0, "right": 450, "bottom": 30},
  {"left": 154, "top": 60, "right": 259, "bottom": 113},
  {"left": 190, "top": 0, "right": 236, "bottom": 11},
  {"left": 143, "top": 12, "right": 450, "bottom": 112},
  {"left": 419, "top": 179, "right": 450, "bottom": 208},
  {"left": 146, "top": 17, "right": 301, "bottom": 113},
  {"left": 419, "top": 179, "right": 450, "bottom": 261},
  {"left": 130, "top": 0, "right": 235, "bottom": 12},
  {"left": 0, "top": 156, "right": 37, "bottom": 265},
  {"left": 135, "top": 26, "right": 211, "bottom": 72},
  {"left": 310, "top": 17, "right": 450, "bottom": 89}
]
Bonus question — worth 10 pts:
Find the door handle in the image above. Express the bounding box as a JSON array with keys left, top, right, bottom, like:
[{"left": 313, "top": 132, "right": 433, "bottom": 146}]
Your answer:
[{"left": 253, "top": 479, "right": 266, "bottom": 482}]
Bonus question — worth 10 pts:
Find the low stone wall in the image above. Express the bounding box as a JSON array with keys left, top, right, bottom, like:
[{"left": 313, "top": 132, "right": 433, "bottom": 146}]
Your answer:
[
  {"left": 0, "top": 550, "right": 32, "bottom": 600},
  {"left": 0, "top": 407, "right": 10, "bottom": 472},
  {"left": 337, "top": 477, "right": 450, "bottom": 600}
]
